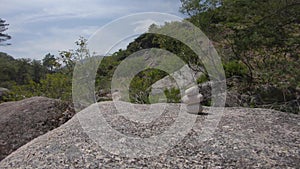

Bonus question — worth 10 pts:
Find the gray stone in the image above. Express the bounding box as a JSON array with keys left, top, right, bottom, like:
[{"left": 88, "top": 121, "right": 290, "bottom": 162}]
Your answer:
[
  {"left": 0, "top": 102, "right": 299, "bottom": 168},
  {"left": 186, "top": 103, "right": 203, "bottom": 114},
  {"left": 0, "top": 97, "right": 75, "bottom": 161},
  {"left": 182, "top": 94, "right": 203, "bottom": 104},
  {"left": 185, "top": 86, "right": 199, "bottom": 96}
]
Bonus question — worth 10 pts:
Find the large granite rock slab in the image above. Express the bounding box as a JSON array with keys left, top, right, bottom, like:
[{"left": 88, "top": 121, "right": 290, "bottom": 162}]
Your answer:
[
  {"left": 0, "top": 97, "right": 75, "bottom": 161},
  {"left": 0, "top": 101, "right": 299, "bottom": 168}
]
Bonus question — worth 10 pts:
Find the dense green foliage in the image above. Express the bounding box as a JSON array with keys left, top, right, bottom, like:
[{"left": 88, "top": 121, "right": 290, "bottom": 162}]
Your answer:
[
  {"left": 0, "top": 52, "right": 72, "bottom": 102},
  {"left": 129, "top": 69, "right": 168, "bottom": 104},
  {"left": 0, "top": 52, "right": 47, "bottom": 88},
  {"left": 164, "top": 87, "right": 181, "bottom": 103},
  {"left": 0, "top": 0, "right": 299, "bottom": 113},
  {"left": 181, "top": 0, "right": 300, "bottom": 88},
  {"left": 180, "top": 0, "right": 299, "bottom": 113},
  {"left": 223, "top": 61, "right": 248, "bottom": 79},
  {"left": 4, "top": 74, "right": 71, "bottom": 101}
]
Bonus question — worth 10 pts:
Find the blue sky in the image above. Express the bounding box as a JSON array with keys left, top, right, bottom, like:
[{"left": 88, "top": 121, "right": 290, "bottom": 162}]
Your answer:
[{"left": 0, "top": 0, "right": 185, "bottom": 59}]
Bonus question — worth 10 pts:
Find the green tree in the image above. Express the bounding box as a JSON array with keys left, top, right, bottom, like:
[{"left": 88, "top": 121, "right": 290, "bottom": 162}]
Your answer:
[
  {"left": 180, "top": 0, "right": 300, "bottom": 86},
  {"left": 59, "top": 37, "right": 91, "bottom": 74},
  {"left": 129, "top": 69, "right": 167, "bottom": 104},
  {"left": 15, "top": 58, "right": 32, "bottom": 85},
  {"left": 180, "top": 0, "right": 300, "bottom": 113},
  {"left": 31, "top": 60, "right": 46, "bottom": 83},
  {"left": 42, "top": 53, "right": 60, "bottom": 72},
  {"left": 0, "top": 18, "right": 11, "bottom": 46}
]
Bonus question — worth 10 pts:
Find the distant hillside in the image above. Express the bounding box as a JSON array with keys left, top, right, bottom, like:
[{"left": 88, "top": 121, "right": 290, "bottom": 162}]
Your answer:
[
  {"left": 0, "top": 52, "right": 14, "bottom": 61},
  {"left": 0, "top": 52, "right": 47, "bottom": 89},
  {"left": 0, "top": 52, "right": 18, "bottom": 88}
]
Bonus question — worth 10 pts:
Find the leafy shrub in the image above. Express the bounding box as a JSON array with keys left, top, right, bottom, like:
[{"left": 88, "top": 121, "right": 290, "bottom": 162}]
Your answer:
[
  {"left": 129, "top": 69, "right": 167, "bottom": 104},
  {"left": 39, "top": 73, "right": 72, "bottom": 100},
  {"left": 164, "top": 87, "right": 181, "bottom": 103},
  {"left": 197, "top": 74, "right": 209, "bottom": 84},
  {"left": 6, "top": 73, "right": 72, "bottom": 101},
  {"left": 223, "top": 60, "right": 248, "bottom": 78}
]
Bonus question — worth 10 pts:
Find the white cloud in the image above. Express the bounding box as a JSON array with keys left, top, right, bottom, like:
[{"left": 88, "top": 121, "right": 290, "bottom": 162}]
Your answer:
[
  {"left": 0, "top": 0, "right": 185, "bottom": 59},
  {"left": 2, "top": 25, "right": 100, "bottom": 59},
  {"left": 133, "top": 19, "right": 159, "bottom": 33}
]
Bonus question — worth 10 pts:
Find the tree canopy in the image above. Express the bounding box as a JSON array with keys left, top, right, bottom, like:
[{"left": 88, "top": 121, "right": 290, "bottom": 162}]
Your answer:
[{"left": 0, "top": 18, "right": 11, "bottom": 46}]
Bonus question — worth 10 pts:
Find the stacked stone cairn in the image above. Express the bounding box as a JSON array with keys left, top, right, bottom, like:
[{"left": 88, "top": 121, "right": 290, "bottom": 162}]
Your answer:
[{"left": 182, "top": 86, "right": 204, "bottom": 114}]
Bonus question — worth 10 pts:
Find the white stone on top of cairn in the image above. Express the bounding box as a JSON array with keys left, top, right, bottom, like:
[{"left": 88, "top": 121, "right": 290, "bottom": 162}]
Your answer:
[
  {"left": 182, "top": 94, "right": 203, "bottom": 105},
  {"left": 185, "top": 86, "right": 199, "bottom": 96}
]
